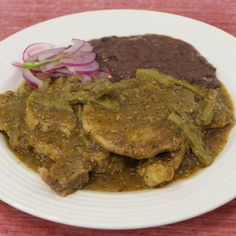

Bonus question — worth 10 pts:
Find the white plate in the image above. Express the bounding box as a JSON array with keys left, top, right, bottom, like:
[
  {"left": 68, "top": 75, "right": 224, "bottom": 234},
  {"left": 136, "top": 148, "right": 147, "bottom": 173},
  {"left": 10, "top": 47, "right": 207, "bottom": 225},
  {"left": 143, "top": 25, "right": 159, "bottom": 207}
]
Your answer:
[{"left": 0, "top": 10, "right": 236, "bottom": 230}]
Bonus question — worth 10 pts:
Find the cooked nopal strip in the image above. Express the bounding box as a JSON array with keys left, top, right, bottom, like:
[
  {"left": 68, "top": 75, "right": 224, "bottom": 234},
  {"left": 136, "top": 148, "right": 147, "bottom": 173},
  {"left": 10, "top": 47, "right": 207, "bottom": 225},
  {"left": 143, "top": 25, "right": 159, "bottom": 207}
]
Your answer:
[
  {"left": 198, "top": 89, "right": 218, "bottom": 125},
  {"left": 168, "top": 112, "right": 213, "bottom": 167},
  {"left": 136, "top": 69, "right": 207, "bottom": 97}
]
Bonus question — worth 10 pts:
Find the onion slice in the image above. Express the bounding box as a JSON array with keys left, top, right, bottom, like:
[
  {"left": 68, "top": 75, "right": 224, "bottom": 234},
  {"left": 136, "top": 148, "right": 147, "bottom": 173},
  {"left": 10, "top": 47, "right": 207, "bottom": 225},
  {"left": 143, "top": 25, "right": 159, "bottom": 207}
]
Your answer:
[
  {"left": 80, "top": 42, "right": 93, "bottom": 52},
  {"left": 23, "top": 43, "right": 54, "bottom": 61},
  {"left": 12, "top": 38, "right": 104, "bottom": 88},
  {"left": 56, "top": 68, "right": 73, "bottom": 75},
  {"left": 70, "top": 61, "right": 99, "bottom": 74},
  {"left": 12, "top": 61, "right": 24, "bottom": 68},
  {"left": 30, "top": 69, "right": 43, "bottom": 73},
  {"left": 22, "top": 69, "right": 43, "bottom": 89},
  {"left": 60, "top": 52, "right": 96, "bottom": 66},
  {"left": 35, "top": 47, "right": 65, "bottom": 61},
  {"left": 41, "top": 61, "right": 64, "bottom": 72},
  {"left": 63, "top": 39, "right": 85, "bottom": 56}
]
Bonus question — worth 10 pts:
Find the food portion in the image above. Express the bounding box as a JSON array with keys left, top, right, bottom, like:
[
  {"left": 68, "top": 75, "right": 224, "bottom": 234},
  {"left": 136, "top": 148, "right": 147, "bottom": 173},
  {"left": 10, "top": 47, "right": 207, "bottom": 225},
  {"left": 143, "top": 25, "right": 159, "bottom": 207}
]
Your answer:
[
  {"left": 0, "top": 70, "right": 234, "bottom": 195},
  {"left": 12, "top": 39, "right": 108, "bottom": 89},
  {"left": 137, "top": 145, "right": 187, "bottom": 187},
  {"left": 0, "top": 34, "right": 234, "bottom": 196},
  {"left": 82, "top": 72, "right": 186, "bottom": 159},
  {"left": 90, "top": 34, "right": 220, "bottom": 88}
]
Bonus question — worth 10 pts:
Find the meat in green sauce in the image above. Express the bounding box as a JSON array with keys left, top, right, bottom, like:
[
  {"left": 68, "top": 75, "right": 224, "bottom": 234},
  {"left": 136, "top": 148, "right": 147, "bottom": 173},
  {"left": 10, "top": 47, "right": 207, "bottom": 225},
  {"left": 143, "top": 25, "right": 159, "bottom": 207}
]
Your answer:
[{"left": 0, "top": 69, "right": 234, "bottom": 195}]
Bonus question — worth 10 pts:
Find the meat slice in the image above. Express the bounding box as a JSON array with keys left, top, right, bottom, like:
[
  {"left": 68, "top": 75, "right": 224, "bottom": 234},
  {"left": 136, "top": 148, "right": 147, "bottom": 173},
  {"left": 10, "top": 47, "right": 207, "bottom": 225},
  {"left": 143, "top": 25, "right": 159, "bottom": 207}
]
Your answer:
[
  {"left": 27, "top": 125, "right": 109, "bottom": 162},
  {"left": 0, "top": 92, "right": 25, "bottom": 131},
  {"left": 82, "top": 77, "right": 192, "bottom": 159},
  {"left": 0, "top": 91, "right": 31, "bottom": 150},
  {"left": 29, "top": 131, "right": 70, "bottom": 161},
  {"left": 137, "top": 145, "right": 187, "bottom": 187},
  {"left": 26, "top": 90, "right": 77, "bottom": 136},
  {"left": 26, "top": 82, "right": 110, "bottom": 162},
  {"left": 39, "top": 155, "right": 93, "bottom": 196}
]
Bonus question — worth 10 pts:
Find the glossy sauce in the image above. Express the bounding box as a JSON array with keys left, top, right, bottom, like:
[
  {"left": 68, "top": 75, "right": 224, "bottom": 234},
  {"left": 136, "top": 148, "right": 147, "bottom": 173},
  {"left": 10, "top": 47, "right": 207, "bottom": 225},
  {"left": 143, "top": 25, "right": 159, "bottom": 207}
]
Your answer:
[{"left": 11, "top": 86, "right": 234, "bottom": 192}]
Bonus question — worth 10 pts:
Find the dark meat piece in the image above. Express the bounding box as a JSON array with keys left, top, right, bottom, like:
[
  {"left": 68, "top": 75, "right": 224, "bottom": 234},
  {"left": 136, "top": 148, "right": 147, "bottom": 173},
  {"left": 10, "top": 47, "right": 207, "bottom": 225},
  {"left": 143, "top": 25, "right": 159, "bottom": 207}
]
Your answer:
[{"left": 39, "top": 155, "right": 93, "bottom": 196}]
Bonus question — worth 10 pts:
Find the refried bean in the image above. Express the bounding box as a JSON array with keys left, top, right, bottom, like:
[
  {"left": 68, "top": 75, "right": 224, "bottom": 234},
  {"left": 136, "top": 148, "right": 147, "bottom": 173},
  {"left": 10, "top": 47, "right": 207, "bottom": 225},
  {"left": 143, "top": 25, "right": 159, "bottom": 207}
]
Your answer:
[{"left": 90, "top": 34, "right": 220, "bottom": 88}]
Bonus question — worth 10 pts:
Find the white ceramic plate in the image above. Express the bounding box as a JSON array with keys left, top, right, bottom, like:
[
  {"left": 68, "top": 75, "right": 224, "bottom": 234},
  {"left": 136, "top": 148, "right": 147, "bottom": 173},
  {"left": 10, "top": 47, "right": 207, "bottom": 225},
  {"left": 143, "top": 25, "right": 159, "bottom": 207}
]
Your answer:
[{"left": 0, "top": 10, "right": 235, "bottom": 230}]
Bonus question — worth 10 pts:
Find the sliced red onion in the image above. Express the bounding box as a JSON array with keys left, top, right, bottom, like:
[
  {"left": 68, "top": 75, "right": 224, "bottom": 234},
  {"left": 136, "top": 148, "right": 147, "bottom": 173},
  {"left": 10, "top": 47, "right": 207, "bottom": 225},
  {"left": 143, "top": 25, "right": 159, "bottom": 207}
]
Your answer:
[
  {"left": 63, "top": 39, "right": 85, "bottom": 56},
  {"left": 70, "top": 61, "right": 99, "bottom": 74},
  {"left": 12, "top": 38, "right": 102, "bottom": 88},
  {"left": 80, "top": 42, "right": 93, "bottom": 52},
  {"left": 36, "top": 72, "right": 65, "bottom": 78},
  {"left": 12, "top": 61, "right": 24, "bottom": 68},
  {"left": 26, "top": 47, "right": 65, "bottom": 62},
  {"left": 41, "top": 61, "right": 64, "bottom": 73},
  {"left": 22, "top": 69, "right": 43, "bottom": 89},
  {"left": 60, "top": 52, "right": 96, "bottom": 66},
  {"left": 34, "top": 72, "right": 52, "bottom": 78},
  {"left": 56, "top": 68, "right": 73, "bottom": 75},
  {"left": 30, "top": 68, "right": 42, "bottom": 73},
  {"left": 36, "top": 47, "right": 65, "bottom": 61},
  {"left": 23, "top": 43, "right": 54, "bottom": 61}
]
